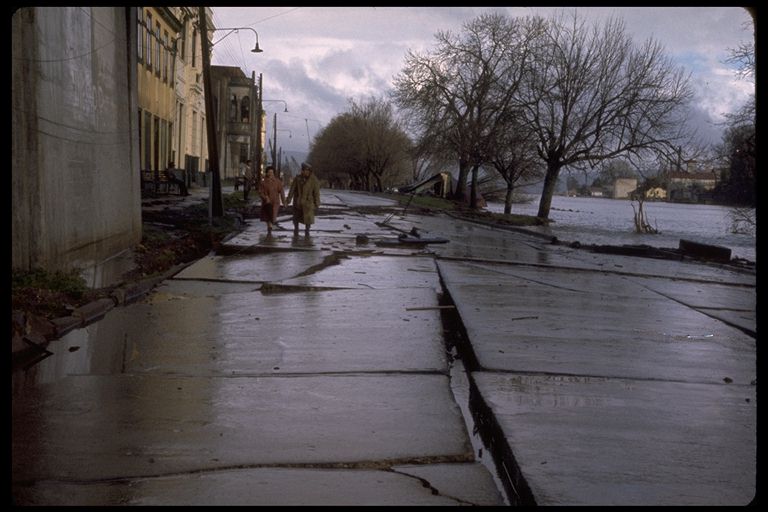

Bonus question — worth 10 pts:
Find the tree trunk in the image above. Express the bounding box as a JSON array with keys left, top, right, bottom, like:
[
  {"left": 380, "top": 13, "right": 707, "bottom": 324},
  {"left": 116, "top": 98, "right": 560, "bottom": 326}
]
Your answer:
[
  {"left": 469, "top": 164, "right": 479, "bottom": 209},
  {"left": 537, "top": 163, "right": 560, "bottom": 220},
  {"left": 454, "top": 159, "right": 470, "bottom": 200},
  {"left": 504, "top": 180, "right": 514, "bottom": 215}
]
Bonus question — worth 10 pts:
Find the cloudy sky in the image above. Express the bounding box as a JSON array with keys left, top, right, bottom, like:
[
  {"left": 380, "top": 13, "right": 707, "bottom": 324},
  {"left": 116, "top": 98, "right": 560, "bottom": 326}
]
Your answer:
[{"left": 210, "top": 6, "right": 754, "bottom": 156}]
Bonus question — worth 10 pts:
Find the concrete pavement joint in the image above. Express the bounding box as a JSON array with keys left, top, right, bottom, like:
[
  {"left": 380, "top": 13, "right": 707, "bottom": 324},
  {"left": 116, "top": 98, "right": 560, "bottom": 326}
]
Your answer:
[
  {"left": 14, "top": 455, "right": 476, "bottom": 486},
  {"left": 436, "top": 254, "right": 756, "bottom": 288},
  {"left": 629, "top": 279, "right": 756, "bottom": 339},
  {"left": 475, "top": 368, "right": 756, "bottom": 387},
  {"left": 106, "top": 369, "right": 452, "bottom": 378},
  {"left": 461, "top": 261, "right": 589, "bottom": 293}
]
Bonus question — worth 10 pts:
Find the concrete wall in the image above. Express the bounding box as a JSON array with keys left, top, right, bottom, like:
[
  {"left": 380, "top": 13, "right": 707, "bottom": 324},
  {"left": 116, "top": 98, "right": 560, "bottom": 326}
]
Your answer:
[{"left": 12, "top": 7, "right": 142, "bottom": 279}]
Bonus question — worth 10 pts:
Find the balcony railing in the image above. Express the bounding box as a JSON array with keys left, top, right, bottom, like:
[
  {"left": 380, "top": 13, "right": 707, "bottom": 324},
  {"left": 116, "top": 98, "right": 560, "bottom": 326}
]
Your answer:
[{"left": 227, "top": 121, "right": 253, "bottom": 135}]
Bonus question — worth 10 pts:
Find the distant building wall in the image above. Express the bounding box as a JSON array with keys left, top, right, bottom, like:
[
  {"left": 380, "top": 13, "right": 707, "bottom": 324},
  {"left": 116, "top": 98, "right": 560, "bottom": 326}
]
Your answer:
[
  {"left": 613, "top": 178, "right": 638, "bottom": 199},
  {"left": 12, "top": 7, "right": 141, "bottom": 274}
]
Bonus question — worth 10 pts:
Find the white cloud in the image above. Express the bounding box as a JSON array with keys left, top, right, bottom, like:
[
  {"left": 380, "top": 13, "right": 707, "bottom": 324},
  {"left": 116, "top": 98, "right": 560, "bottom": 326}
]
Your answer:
[{"left": 211, "top": 6, "right": 754, "bottom": 155}]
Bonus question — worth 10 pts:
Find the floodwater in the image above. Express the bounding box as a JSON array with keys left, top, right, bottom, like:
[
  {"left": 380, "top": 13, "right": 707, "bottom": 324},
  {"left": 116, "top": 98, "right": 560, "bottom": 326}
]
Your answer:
[{"left": 486, "top": 195, "right": 756, "bottom": 262}]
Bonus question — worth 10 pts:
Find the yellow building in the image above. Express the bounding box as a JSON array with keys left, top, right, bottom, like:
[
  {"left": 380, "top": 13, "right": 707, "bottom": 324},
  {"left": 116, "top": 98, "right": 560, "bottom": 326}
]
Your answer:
[
  {"left": 136, "top": 7, "right": 213, "bottom": 181},
  {"left": 137, "top": 7, "right": 180, "bottom": 171}
]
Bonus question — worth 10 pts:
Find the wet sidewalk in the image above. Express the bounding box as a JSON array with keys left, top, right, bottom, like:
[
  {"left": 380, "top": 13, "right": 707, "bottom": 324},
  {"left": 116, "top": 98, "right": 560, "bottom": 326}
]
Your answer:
[{"left": 12, "top": 190, "right": 756, "bottom": 505}]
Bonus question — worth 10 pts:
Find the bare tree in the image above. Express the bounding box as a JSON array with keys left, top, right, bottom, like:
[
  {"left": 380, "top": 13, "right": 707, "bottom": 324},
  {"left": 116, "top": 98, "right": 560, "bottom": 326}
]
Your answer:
[
  {"left": 308, "top": 97, "right": 412, "bottom": 192},
  {"left": 486, "top": 114, "right": 544, "bottom": 214},
  {"left": 349, "top": 98, "right": 413, "bottom": 192},
  {"left": 393, "top": 13, "right": 544, "bottom": 208},
  {"left": 519, "top": 11, "right": 694, "bottom": 220}
]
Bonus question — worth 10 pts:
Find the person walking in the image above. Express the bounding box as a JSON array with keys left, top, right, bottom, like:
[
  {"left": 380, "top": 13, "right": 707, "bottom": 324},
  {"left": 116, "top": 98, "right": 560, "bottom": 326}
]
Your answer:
[
  {"left": 258, "top": 165, "right": 285, "bottom": 235},
  {"left": 286, "top": 162, "right": 320, "bottom": 237},
  {"left": 166, "top": 161, "right": 189, "bottom": 196}
]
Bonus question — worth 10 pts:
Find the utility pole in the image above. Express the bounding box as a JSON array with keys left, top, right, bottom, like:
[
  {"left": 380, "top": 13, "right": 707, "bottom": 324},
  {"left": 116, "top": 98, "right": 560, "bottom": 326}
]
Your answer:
[
  {"left": 272, "top": 112, "right": 277, "bottom": 168},
  {"left": 199, "top": 7, "right": 223, "bottom": 221},
  {"left": 255, "top": 72, "right": 263, "bottom": 189}
]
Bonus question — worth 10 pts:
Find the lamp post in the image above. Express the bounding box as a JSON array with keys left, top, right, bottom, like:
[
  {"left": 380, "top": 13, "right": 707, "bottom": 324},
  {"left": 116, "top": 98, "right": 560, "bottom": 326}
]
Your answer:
[
  {"left": 304, "top": 118, "right": 321, "bottom": 149},
  {"left": 262, "top": 101, "right": 288, "bottom": 167},
  {"left": 276, "top": 129, "right": 292, "bottom": 173},
  {"left": 263, "top": 99, "right": 288, "bottom": 112},
  {"left": 199, "top": 7, "right": 223, "bottom": 221},
  {"left": 211, "top": 27, "right": 263, "bottom": 53}
]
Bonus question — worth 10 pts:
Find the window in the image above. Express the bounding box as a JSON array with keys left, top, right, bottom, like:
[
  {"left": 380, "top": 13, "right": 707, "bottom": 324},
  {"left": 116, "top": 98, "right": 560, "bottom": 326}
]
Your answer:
[
  {"left": 146, "top": 12, "right": 152, "bottom": 69},
  {"left": 229, "top": 94, "right": 237, "bottom": 121},
  {"left": 154, "top": 23, "right": 161, "bottom": 76},
  {"left": 137, "top": 9, "right": 143, "bottom": 62},
  {"left": 163, "top": 31, "right": 169, "bottom": 83},
  {"left": 191, "top": 110, "right": 198, "bottom": 154},
  {"left": 168, "top": 121, "right": 174, "bottom": 166},
  {"left": 192, "top": 28, "right": 197, "bottom": 68},
  {"left": 137, "top": 108, "right": 142, "bottom": 165},
  {"left": 143, "top": 111, "right": 152, "bottom": 169},
  {"left": 180, "top": 25, "right": 186, "bottom": 61},
  {"left": 241, "top": 96, "right": 250, "bottom": 123}
]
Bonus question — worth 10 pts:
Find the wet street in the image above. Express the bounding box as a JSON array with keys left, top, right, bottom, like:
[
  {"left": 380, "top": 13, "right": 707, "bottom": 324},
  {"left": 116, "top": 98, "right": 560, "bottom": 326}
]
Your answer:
[{"left": 12, "top": 189, "right": 756, "bottom": 505}]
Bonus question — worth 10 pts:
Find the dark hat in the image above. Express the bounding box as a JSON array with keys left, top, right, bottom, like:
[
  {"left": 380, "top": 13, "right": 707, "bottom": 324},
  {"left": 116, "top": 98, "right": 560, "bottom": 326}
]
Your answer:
[{"left": 301, "top": 162, "right": 312, "bottom": 171}]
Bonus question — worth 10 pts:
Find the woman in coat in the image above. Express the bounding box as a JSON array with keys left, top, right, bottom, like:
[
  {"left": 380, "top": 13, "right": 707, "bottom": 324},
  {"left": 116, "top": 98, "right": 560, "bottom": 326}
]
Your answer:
[{"left": 258, "top": 165, "right": 286, "bottom": 235}]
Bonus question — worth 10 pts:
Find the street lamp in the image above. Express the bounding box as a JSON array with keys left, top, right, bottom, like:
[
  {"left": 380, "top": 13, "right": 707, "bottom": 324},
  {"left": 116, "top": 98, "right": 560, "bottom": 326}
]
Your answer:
[
  {"left": 305, "top": 118, "right": 321, "bottom": 149},
  {"left": 263, "top": 99, "right": 288, "bottom": 113},
  {"left": 211, "top": 27, "right": 263, "bottom": 53},
  {"left": 199, "top": 13, "right": 265, "bottom": 221}
]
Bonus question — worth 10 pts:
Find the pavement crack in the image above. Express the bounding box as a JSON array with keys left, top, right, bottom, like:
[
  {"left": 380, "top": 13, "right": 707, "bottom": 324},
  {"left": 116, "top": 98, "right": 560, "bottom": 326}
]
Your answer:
[
  {"left": 18, "top": 456, "right": 476, "bottom": 486},
  {"left": 386, "top": 468, "right": 477, "bottom": 505},
  {"left": 293, "top": 252, "right": 349, "bottom": 278}
]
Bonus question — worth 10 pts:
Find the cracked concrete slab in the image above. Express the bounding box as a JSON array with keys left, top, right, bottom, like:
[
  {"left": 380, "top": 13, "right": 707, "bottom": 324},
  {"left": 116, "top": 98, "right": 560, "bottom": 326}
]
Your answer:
[
  {"left": 437, "top": 260, "right": 755, "bottom": 385},
  {"left": 174, "top": 251, "right": 333, "bottom": 283},
  {"left": 280, "top": 255, "right": 440, "bottom": 290},
  {"left": 12, "top": 464, "right": 503, "bottom": 506},
  {"left": 12, "top": 373, "right": 472, "bottom": 483},
  {"left": 473, "top": 372, "right": 756, "bottom": 506},
  {"left": 27, "top": 286, "right": 448, "bottom": 377}
]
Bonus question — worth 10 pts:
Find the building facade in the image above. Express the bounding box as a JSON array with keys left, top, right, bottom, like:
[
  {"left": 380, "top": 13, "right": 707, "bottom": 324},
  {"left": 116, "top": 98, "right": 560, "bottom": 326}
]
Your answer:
[
  {"left": 136, "top": 7, "right": 182, "bottom": 173},
  {"left": 666, "top": 171, "right": 719, "bottom": 202},
  {"left": 210, "top": 65, "right": 260, "bottom": 179},
  {"left": 12, "top": 7, "right": 142, "bottom": 280},
  {"left": 169, "top": 7, "right": 211, "bottom": 182}
]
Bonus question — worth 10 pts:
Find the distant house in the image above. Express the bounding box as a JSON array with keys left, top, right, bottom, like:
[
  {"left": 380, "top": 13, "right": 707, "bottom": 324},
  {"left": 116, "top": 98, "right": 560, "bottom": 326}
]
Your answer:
[
  {"left": 589, "top": 187, "right": 606, "bottom": 197},
  {"left": 667, "top": 171, "right": 718, "bottom": 202},
  {"left": 645, "top": 187, "right": 667, "bottom": 200},
  {"left": 612, "top": 178, "right": 638, "bottom": 199}
]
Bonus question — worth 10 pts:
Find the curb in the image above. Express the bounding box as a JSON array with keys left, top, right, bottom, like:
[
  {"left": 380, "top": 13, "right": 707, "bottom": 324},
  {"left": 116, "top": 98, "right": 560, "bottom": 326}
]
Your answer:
[{"left": 11, "top": 259, "right": 196, "bottom": 368}]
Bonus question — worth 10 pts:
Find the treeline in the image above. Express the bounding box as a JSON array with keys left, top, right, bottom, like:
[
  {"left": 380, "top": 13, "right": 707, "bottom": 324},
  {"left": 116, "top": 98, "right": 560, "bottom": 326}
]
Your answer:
[{"left": 307, "top": 10, "right": 754, "bottom": 218}]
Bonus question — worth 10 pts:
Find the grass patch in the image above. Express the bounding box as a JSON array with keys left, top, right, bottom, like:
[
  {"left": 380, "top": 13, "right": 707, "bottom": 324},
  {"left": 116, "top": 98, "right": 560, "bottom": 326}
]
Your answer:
[
  {"left": 390, "top": 193, "right": 545, "bottom": 226},
  {"left": 12, "top": 267, "right": 88, "bottom": 298}
]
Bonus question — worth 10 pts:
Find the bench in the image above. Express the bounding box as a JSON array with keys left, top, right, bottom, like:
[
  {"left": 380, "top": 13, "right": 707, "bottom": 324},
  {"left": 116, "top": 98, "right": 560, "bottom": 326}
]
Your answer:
[{"left": 141, "top": 169, "right": 184, "bottom": 196}]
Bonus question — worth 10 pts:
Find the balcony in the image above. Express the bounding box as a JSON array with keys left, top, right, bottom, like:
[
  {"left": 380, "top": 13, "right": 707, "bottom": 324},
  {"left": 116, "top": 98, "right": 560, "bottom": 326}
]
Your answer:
[{"left": 227, "top": 121, "right": 253, "bottom": 136}]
